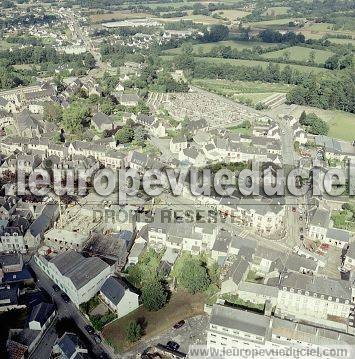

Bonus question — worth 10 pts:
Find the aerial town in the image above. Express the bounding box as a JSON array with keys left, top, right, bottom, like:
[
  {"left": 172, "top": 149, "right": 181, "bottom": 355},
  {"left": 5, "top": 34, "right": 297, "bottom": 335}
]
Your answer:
[{"left": 0, "top": 0, "right": 354, "bottom": 359}]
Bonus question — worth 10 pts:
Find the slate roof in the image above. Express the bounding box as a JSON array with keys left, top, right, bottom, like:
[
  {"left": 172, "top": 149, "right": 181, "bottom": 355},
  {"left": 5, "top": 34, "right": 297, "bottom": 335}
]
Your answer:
[
  {"left": 310, "top": 208, "right": 330, "bottom": 228},
  {"left": 210, "top": 304, "right": 270, "bottom": 337},
  {"left": 326, "top": 228, "right": 350, "bottom": 243},
  {"left": 50, "top": 251, "right": 110, "bottom": 290},
  {"left": 29, "top": 302, "right": 55, "bottom": 326},
  {"left": 56, "top": 332, "right": 88, "bottom": 359},
  {"left": 101, "top": 276, "right": 132, "bottom": 306}
]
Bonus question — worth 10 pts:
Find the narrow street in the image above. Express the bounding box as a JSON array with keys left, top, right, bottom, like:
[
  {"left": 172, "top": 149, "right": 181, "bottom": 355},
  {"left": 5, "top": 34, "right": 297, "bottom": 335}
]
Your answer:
[{"left": 28, "top": 257, "right": 114, "bottom": 359}]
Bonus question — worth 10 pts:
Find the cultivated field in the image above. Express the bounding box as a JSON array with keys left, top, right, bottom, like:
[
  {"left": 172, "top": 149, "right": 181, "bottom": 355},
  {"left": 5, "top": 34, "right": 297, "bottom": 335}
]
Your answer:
[{"left": 261, "top": 45, "right": 334, "bottom": 64}]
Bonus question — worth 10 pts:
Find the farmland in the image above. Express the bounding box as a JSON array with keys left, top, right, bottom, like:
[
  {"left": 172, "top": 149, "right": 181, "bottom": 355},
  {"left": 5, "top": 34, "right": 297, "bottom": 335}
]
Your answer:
[
  {"left": 262, "top": 6, "right": 290, "bottom": 16},
  {"left": 261, "top": 46, "right": 334, "bottom": 65},
  {"left": 161, "top": 55, "right": 331, "bottom": 74},
  {"left": 164, "top": 40, "right": 277, "bottom": 55},
  {"left": 90, "top": 11, "right": 154, "bottom": 23},
  {"left": 211, "top": 9, "right": 251, "bottom": 21},
  {"left": 247, "top": 18, "right": 305, "bottom": 27}
]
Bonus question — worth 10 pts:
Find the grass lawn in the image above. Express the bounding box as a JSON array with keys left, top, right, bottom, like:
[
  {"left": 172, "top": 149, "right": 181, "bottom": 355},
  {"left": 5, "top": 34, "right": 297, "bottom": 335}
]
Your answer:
[
  {"left": 290, "top": 106, "right": 355, "bottom": 142},
  {"left": 102, "top": 291, "right": 205, "bottom": 353},
  {"left": 261, "top": 45, "right": 334, "bottom": 64}
]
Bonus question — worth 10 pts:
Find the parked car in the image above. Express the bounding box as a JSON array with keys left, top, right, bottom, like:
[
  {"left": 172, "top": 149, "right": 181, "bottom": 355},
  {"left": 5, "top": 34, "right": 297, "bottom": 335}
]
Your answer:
[
  {"left": 93, "top": 334, "right": 102, "bottom": 344},
  {"left": 292, "top": 207, "right": 296, "bottom": 212},
  {"left": 166, "top": 341, "right": 180, "bottom": 351},
  {"left": 300, "top": 235, "right": 304, "bottom": 240},
  {"left": 84, "top": 325, "right": 95, "bottom": 335},
  {"left": 52, "top": 284, "right": 60, "bottom": 292},
  {"left": 173, "top": 320, "right": 185, "bottom": 329},
  {"left": 61, "top": 293, "right": 70, "bottom": 303}
]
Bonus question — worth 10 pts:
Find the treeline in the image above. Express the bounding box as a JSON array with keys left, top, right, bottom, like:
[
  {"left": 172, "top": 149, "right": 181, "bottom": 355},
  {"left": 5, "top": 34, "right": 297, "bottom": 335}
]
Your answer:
[
  {"left": 190, "top": 60, "right": 307, "bottom": 85},
  {"left": 0, "top": 65, "right": 31, "bottom": 90},
  {"left": 179, "top": 58, "right": 354, "bottom": 113},
  {"left": 0, "top": 46, "right": 95, "bottom": 69},
  {"left": 259, "top": 29, "right": 305, "bottom": 44},
  {"left": 286, "top": 70, "right": 355, "bottom": 113}
]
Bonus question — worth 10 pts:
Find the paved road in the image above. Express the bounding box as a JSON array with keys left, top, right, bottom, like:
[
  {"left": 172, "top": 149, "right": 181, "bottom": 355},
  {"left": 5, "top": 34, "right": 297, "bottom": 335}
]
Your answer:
[{"left": 29, "top": 257, "right": 114, "bottom": 359}]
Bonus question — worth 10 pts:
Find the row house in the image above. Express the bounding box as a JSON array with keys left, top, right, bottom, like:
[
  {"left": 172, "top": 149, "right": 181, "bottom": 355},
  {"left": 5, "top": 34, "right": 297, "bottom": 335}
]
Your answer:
[
  {"left": 268, "top": 271, "right": 353, "bottom": 331},
  {"left": 207, "top": 304, "right": 355, "bottom": 351}
]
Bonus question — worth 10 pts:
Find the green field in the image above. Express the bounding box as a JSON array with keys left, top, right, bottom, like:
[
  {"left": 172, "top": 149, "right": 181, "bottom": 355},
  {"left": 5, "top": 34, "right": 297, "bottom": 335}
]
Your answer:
[
  {"left": 263, "top": 6, "right": 290, "bottom": 16},
  {"left": 212, "top": 9, "right": 251, "bottom": 20},
  {"left": 0, "top": 40, "right": 17, "bottom": 50},
  {"left": 248, "top": 18, "right": 304, "bottom": 27},
  {"left": 165, "top": 40, "right": 277, "bottom": 55},
  {"left": 304, "top": 22, "right": 334, "bottom": 32},
  {"left": 158, "top": 13, "right": 223, "bottom": 25},
  {"left": 162, "top": 55, "right": 330, "bottom": 74},
  {"left": 291, "top": 106, "right": 355, "bottom": 142},
  {"left": 327, "top": 37, "right": 355, "bottom": 46},
  {"left": 261, "top": 46, "right": 334, "bottom": 64}
]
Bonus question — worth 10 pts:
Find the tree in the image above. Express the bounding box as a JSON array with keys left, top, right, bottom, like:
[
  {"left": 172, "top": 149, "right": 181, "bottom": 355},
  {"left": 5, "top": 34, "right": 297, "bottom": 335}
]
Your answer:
[
  {"left": 133, "top": 126, "right": 148, "bottom": 146},
  {"left": 115, "top": 126, "right": 134, "bottom": 144},
  {"left": 299, "top": 110, "right": 307, "bottom": 123},
  {"left": 141, "top": 278, "right": 168, "bottom": 311},
  {"left": 62, "top": 102, "right": 90, "bottom": 133},
  {"left": 125, "top": 321, "right": 142, "bottom": 342},
  {"left": 175, "top": 256, "right": 210, "bottom": 294},
  {"left": 204, "top": 24, "right": 229, "bottom": 42},
  {"left": 43, "top": 103, "right": 63, "bottom": 123}
]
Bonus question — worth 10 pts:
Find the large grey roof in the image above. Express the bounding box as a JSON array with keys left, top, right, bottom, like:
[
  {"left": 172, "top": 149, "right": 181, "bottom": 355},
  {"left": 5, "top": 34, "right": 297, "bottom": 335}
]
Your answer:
[
  {"left": 272, "top": 272, "right": 351, "bottom": 301},
  {"left": 51, "top": 251, "right": 110, "bottom": 290},
  {"left": 326, "top": 228, "right": 350, "bottom": 243},
  {"left": 310, "top": 208, "right": 330, "bottom": 228},
  {"left": 225, "top": 256, "right": 249, "bottom": 285},
  {"left": 210, "top": 304, "right": 270, "bottom": 337}
]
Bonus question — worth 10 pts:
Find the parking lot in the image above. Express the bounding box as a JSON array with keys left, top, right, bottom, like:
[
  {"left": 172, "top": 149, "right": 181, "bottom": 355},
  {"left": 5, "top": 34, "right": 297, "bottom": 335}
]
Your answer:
[{"left": 123, "top": 314, "right": 209, "bottom": 358}]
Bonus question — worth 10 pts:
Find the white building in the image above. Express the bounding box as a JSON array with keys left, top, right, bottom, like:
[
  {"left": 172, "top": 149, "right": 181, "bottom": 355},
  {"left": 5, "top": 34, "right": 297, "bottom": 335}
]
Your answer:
[
  {"left": 34, "top": 251, "right": 112, "bottom": 307},
  {"left": 100, "top": 276, "right": 139, "bottom": 319}
]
